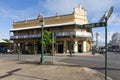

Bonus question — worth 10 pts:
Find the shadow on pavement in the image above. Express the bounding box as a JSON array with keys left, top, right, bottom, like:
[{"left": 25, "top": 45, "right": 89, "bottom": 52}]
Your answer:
[
  {"left": 91, "top": 67, "right": 120, "bottom": 71},
  {"left": 0, "top": 68, "right": 48, "bottom": 80},
  {"left": 17, "top": 60, "right": 81, "bottom": 67},
  {"left": 13, "top": 73, "right": 48, "bottom": 80},
  {"left": 0, "top": 68, "right": 22, "bottom": 79},
  {"left": 17, "top": 60, "right": 41, "bottom": 65}
]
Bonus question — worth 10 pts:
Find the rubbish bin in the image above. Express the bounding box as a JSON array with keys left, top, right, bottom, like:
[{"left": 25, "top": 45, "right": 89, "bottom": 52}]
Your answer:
[{"left": 92, "top": 48, "right": 96, "bottom": 55}]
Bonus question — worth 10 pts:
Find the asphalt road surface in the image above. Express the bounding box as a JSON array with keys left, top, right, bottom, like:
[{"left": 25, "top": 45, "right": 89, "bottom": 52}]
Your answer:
[
  {"left": 59, "top": 52, "right": 120, "bottom": 80},
  {"left": 0, "top": 52, "right": 120, "bottom": 80}
]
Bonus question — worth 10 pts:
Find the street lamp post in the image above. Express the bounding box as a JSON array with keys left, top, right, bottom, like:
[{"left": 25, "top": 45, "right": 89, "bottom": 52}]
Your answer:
[
  {"left": 18, "top": 43, "right": 20, "bottom": 61},
  {"left": 52, "top": 32, "right": 55, "bottom": 64},
  {"left": 40, "top": 16, "right": 45, "bottom": 63},
  {"left": 70, "top": 33, "right": 73, "bottom": 56}
]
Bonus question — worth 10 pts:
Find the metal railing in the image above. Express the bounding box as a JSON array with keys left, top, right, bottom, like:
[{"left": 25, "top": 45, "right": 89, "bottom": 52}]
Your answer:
[
  {"left": 56, "top": 31, "right": 92, "bottom": 38},
  {"left": 10, "top": 31, "right": 92, "bottom": 40},
  {"left": 10, "top": 34, "right": 41, "bottom": 40}
]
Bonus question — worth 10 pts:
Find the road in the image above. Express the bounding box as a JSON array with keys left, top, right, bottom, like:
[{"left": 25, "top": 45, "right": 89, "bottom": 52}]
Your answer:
[
  {"left": 59, "top": 52, "right": 120, "bottom": 80},
  {"left": 0, "top": 52, "right": 120, "bottom": 80}
]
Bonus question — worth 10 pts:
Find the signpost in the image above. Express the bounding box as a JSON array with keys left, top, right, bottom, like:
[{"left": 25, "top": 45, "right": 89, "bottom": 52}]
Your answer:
[
  {"left": 99, "top": 6, "right": 114, "bottom": 80},
  {"left": 104, "top": 6, "right": 114, "bottom": 80},
  {"left": 77, "top": 6, "right": 114, "bottom": 80},
  {"left": 105, "top": 17, "right": 108, "bottom": 80}
]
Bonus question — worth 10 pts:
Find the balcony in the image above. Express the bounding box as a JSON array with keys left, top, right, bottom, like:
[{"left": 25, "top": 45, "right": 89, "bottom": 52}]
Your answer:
[
  {"left": 56, "top": 31, "right": 92, "bottom": 38},
  {"left": 10, "top": 31, "right": 92, "bottom": 40},
  {"left": 10, "top": 34, "right": 41, "bottom": 40}
]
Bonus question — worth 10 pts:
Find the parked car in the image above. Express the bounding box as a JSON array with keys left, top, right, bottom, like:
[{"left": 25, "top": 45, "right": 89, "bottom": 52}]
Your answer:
[
  {"left": 7, "top": 49, "right": 14, "bottom": 54},
  {"left": 0, "top": 47, "right": 7, "bottom": 53},
  {"left": 22, "top": 50, "right": 29, "bottom": 54},
  {"left": 99, "top": 48, "right": 106, "bottom": 54},
  {"left": 0, "top": 47, "right": 14, "bottom": 54}
]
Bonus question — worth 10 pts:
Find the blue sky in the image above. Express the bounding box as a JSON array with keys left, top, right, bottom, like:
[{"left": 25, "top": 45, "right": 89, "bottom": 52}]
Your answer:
[{"left": 0, "top": 0, "right": 120, "bottom": 45}]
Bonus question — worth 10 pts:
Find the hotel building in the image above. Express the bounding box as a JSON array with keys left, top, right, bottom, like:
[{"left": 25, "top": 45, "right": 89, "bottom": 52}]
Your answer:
[{"left": 10, "top": 5, "right": 92, "bottom": 54}]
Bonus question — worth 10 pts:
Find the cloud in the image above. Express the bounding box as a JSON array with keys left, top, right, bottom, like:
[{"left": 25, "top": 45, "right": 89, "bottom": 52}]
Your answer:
[
  {"left": 93, "top": 31, "right": 114, "bottom": 45},
  {"left": 107, "top": 32, "right": 114, "bottom": 41},
  {"left": 0, "top": 0, "right": 117, "bottom": 21},
  {"left": 37, "top": 0, "right": 115, "bottom": 23},
  {"left": 99, "top": 32, "right": 114, "bottom": 45},
  {"left": 108, "top": 13, "right": 120, "bottom": 25},
  {"left": 38, "top": 0, "right": 80, "bottom": 16},
  {"left": 0, "top": 4, "right": 39, "bottom": 41},
  {"left": 40, "top": 0, "right": 114, "bottom": 14},
  {"left": 0, "top": 6, "right": 38, "bottom": 21}
]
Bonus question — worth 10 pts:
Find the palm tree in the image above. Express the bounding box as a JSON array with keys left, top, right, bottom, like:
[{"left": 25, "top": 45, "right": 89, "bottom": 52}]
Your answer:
[
  {"left": 2, "top": 39, "right": 11, "bottom": 43},
  {"left": 2, "top": 39, "right": 11, "bottom": 48}
]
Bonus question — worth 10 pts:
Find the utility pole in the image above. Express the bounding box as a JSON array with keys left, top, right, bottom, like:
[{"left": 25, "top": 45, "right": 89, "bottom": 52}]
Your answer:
[
  {"left": 118, "top": 40, "right": 120, "bottom": 51},
  {"left": 96, "top": 32, "right": 99, "bottom": 53}
]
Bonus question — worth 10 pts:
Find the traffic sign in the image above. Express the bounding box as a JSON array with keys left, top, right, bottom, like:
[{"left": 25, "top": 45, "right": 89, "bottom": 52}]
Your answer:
[
  {"left": 79, "top": 22, "right": 106, "bottom": 28},
  {"left": 106, "top": 6, "right": 114, "bottom": 20}
]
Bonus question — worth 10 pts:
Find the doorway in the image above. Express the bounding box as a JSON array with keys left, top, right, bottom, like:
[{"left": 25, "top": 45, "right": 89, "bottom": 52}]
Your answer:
[
  {"left": 78, "top": 43, "right": 82, "bottom": 53},
  {"left": 57, "top": 42, "right": 63, "bottom": 53}
]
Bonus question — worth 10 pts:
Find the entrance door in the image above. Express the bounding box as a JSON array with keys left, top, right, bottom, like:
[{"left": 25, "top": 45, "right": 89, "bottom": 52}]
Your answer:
[
  {"left": 78, "top": 44, "right": 82, "bottom": 53},
  {"left": 58, "top": 42, "right": 63, "bottom": 53}
]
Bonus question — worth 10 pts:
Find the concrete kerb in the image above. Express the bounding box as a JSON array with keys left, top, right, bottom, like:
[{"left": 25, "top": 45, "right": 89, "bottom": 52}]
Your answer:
[
  {"left": 81, "top": 67, "right": 112, "bottom": 80},
  {"left": 54, "top": 52, "right": 102, "bottom": 56}
]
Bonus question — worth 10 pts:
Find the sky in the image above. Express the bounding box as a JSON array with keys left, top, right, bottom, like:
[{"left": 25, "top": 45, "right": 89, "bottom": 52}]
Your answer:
[{"left": 0, "top": 0, "right": 120, "bottom": 45}]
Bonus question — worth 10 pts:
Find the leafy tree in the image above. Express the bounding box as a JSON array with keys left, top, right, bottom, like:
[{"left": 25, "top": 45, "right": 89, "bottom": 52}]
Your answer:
[{"left": 38, "top": 30, "right": 53, "bottom": 53}]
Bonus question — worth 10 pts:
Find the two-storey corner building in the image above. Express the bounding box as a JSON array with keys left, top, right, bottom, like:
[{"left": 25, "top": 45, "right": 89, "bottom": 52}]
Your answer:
[
  {"left": 10, "top": 5, "right": 92, "bottom": 54},
  {"left": 109, "top": 32, "right": 120, "bottom": 51}
]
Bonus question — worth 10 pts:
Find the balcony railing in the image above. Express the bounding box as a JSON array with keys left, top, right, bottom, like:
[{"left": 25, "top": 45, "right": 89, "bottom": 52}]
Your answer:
[
  {"left": 10, "top": 31, "right": 92, "bottom": 40},
  {"left": 56, "top": 31, "right": 92, "bottom": 38},
  {"left": 10, "top": 34, "right": 41, "bottom": 40}
]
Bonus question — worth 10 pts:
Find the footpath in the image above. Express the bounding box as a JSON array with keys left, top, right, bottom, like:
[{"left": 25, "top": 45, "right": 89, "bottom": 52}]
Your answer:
[{"left": 0, "top": 54, "right": 112, "bottom": 80}]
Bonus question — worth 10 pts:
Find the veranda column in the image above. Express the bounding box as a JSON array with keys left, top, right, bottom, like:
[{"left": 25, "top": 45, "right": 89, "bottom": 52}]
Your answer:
[
  {"left": 14, "top": 43, "right": 16, "bottom": 52},
  {"left": 25, "top": 42, "right": 28, "bottom": 50},
  {"left": 74, "top": 40, "right": 78, "bottom": 53},
  {"left": 63, "top": 40, "right": 67, "bottom": 54},
  {"left": 83, "top": 41, "right": 87, "bottom": 53},
  {"left": 34, "top": 41, "right": 36, "bottom": 54}
]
